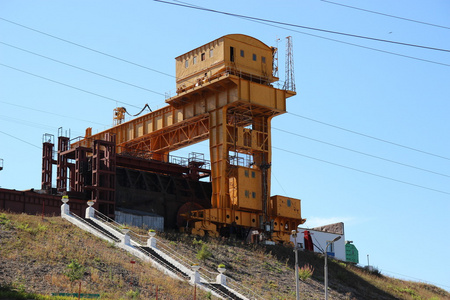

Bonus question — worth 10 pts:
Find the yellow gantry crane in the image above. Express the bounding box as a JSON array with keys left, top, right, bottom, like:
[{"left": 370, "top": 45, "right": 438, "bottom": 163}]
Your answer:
[{"left": 73, "top": 34, "right": 305, "bottom": 243}]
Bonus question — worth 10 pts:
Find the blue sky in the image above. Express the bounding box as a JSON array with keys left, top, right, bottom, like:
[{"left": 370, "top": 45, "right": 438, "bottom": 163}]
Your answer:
[{"left": 1, "top": 0, "right": 449, "bottom": 292}]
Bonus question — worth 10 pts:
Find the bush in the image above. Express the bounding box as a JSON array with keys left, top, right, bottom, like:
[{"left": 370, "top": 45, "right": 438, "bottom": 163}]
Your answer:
[
  {"left": 298, "top": 264, "right": 314, "bottom": 281},
  {"left": 196, "top": 244, "right": 212, "bottom": 263}
]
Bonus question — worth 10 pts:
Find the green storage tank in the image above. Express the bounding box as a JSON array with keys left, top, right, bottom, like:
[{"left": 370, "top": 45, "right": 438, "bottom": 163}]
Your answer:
[{"left": 345, "top": 241, "right": 359, "bottom": 264}]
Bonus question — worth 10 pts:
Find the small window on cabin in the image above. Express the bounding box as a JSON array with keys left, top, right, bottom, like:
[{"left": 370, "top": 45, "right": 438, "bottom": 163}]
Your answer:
[
  {"left": 245, "top": 170, "right": 249, "bottom": 177},
  {"left": 251, "top": 171, "right": 255, "bottom": 178},
  {"left": 252, "top": 192, "right": 256, "bottom": 198},
  {"left": 245, "top": 190, "right": 249, "bottom": 198},
  {"left": 193, "top": 56, "right": 197, "bottom": 65},
  {"left": 209, "top": 49, "right": 213, "bottom": 57},
  {"left": 201, "top": 53, "right": 205, "bottom": 61},
  {"left": 240, "top": 50, "right": 245, "bottom": 57},
  {"left": 262, "top": 56, "right": 266, "bottom": 63},
  {"left": 185, "top": 60, "right": 189, "bottom": 68},
  {"left": 252, "top": 54, "right": 257, "bottom": 61}
]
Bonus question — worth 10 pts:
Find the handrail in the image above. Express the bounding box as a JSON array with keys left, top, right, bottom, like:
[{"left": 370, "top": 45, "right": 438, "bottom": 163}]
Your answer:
[
  {"left": 68, "top": 212, "right": 119, "bottom": 242},
  {"left": 91, "top": 208, "right": 260, "bottom": 299},
  {"left": 136, "top": 247, "right": 190, "bottom": 281},
  {"left": 225, "top": 276, "right": 261, "bottom": 300}
]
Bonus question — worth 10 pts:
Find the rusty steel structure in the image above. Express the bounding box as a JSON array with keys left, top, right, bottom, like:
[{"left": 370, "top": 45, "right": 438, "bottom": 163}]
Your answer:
[{"left": 47, "top": 34, "right": 305, "bottom": 243}]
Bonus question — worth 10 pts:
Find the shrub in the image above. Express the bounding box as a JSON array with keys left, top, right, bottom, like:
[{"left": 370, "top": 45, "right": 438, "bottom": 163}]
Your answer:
[
  {"left": 64, "top": 259, "right": 85, "bottom": 282},
  {"left": 298, "top": 264, "right": 314, "bottom": 281},
  {"left": 196, "top": 244, "right": 212, "bottom": 263}
]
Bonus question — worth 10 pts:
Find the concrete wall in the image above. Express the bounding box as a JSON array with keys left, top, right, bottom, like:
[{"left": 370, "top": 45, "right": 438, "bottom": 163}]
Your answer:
[{"left": 115, "top": 210, "right": 164, "bottom": 232}]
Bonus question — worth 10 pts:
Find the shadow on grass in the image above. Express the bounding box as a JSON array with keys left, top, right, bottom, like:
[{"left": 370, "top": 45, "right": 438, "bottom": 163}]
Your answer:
[{"left": 264, "top": 244, "right": 398, "bottom": 300}]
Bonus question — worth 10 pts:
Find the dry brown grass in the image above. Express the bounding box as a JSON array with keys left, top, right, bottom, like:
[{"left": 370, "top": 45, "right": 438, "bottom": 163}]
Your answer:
[{"left": 1, "top": 211, "right": 449, "bottom": 300}]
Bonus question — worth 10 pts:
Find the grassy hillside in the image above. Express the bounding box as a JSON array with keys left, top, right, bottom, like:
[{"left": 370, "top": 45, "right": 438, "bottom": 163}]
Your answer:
[{"left": 0, "top": 211, "right": 448, "bottom": 300}]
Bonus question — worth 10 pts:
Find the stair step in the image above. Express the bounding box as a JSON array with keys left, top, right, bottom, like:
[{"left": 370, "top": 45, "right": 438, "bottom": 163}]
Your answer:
[
  {"left": 83, "top": 219, "right": 120, "bottom": 242},
  {"left": 206, "top": 283, "right": 245, "bottom": 300},
  {"left": 137, "top": 246, "right": 189, "bottom": 279}
]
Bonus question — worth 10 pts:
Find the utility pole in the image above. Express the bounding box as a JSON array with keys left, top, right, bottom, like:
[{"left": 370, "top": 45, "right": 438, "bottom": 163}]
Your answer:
[{"left": 291, "top": 230, "right": 300, "bottom": 300}]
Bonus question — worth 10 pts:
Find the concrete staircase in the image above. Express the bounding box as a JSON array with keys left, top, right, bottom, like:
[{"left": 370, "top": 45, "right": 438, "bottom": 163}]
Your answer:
[{"left": 60, "top": 200, "right": 258, "bottom": 300}]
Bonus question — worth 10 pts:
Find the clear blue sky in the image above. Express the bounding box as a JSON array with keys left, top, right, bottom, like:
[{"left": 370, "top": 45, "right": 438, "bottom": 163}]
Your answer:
[{"left": 1, "top": 0, "right": 449, "bottom": 292}]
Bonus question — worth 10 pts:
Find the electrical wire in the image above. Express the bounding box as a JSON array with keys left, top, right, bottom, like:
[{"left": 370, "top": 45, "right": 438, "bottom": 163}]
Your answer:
[
  {"left": 0, "top": 17, "right": 176, "bottom": 80},
  {"left": 160, "top": 1, "right": 450, "bottom": 68},
  {"left": 272, "top": 146, "right": 450, "bottom": 196},
  {"left": 0, "top": 100, "right": 109, "bottom": 127},
  {"left": 0, "top": 41, "right": 166, "bottom": 97},
  {"left": 272, "top": 127, "right": 450, "bottom": 178},
  {"left": 0, "top": 63, "right": 142, "bottom": 109},
  {"left": 380, "top": 269, "right": 450, "bottom": 290},
  {"left": 287, "top": 113, "right": 450, "bottom": 161},
  {"left": 154, "top": 0, "right": 450, "bottom": 53},
  {"left": 0, "top": 130, "right": 41, "bottom": 149},
  {"left": 320, "top": 0, "right": 450, "bottom": 30}
]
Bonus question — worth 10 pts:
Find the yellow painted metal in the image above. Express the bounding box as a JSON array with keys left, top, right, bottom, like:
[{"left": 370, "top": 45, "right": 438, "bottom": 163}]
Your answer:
[
  {"left": 73, "top": 34, "right": 304, "bottom": 242},
  {"left": 270, "top": 195, "right": 302, "bottom": 219}
]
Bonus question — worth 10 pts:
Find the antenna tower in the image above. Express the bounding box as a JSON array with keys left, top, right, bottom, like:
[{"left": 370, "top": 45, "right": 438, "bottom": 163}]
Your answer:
[{"left": 283, "top": 36, "right": 296, "bottom": 92}]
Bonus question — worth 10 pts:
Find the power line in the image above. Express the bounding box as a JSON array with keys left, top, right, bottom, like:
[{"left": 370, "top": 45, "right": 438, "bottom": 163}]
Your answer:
[
  {"left": 0, "top": 41, "right": 165, "bottom": 97},
  {"left": 0, "top": 100, "right": 108, "bottom": 127},
  {"left": 288, "top": 113, "right": 450, "bottom": 161},
  {"left": 0, "top": 63, "right": 142, "bottom": 109},
  {"left": 153, "top": 0, "right": 450, "bottom": 53},
  {"left": 320, "top": 0, "right": 450, "bottom": 30},
  {"left": 272, "top": 127, "right": 450, "bottom": 178},
  {"left": 0, "top": 17, "right": 176, "bottom": 79},
  {"left": 380, "top": 268, "right": 450, "bottom": 290},
  {"left": 272, "top": 146, "right": 450, "bottom": 196},
  {"left": 0, "top": 130, "right": 41, "bottom": 149},
  {"left": 158, "top": 1, "right": 450, "bottom": 68}
]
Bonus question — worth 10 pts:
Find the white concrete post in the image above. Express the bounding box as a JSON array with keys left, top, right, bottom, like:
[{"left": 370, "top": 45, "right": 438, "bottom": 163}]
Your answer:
[
  {"left": 147, "top": 231, "right": 157, "bottom": 248},
  {"left": 122, "top": 228, "right": 131, "bottom": 246},
  {"left": 61, "top": 196, "right": 69, "bottom": 216},
  {"left": 216, "top": 273, "right": 227, "bottom": 285},
  {"left": 216, "top": 267, "right": 227, "bottom": 285},
  {"left": 191, "top": 265, "right": 201, "bottom": 284},
  {"left": 85, "top": 200, "right": 95, "bottom": 219}
]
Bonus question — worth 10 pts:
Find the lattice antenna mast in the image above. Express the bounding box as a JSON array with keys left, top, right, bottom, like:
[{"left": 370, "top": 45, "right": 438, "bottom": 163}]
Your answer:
[{"left": 283, "top": 36, "right": 296, "bottom": 92}]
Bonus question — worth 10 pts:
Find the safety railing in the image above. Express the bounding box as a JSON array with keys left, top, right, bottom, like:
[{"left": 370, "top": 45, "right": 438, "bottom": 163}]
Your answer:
[{"left": 91, "top": 208, "right": 260, "bottom": 299}]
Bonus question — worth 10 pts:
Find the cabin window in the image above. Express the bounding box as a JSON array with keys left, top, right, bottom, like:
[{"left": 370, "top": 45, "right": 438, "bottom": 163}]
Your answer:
[
  {"left": 262, "top": 56, "right": 266, "bottom": 63},
  {"left": 230, "top": 47, "right": 235, "bottom": 62},
  {"left": 193, "top": 56, "right": 197, "bottom": 65},
  {"left": 252, "top": 54, "right": 257, "bottom": 61},
  {"left": 245, "top": 190, "right": 249, "bottom": 198},
  {"left": 252, "top": 192, "right": 256, "bottom": 198},
  {"left": 201, "top": 53, "right": 205, "bottom": 61},
  {"left": 185, "top": 60, "right": 188, "bottom": 68},
  {"left": 240, "top": 50, "right": 245, "bottom": 57},
  {"left": 209, "top": 49, "right": 213, "bottom": 57}
]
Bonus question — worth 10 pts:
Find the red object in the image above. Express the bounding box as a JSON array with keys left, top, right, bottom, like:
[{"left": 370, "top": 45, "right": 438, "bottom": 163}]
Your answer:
[{"left": 303, "top": 230, "right": 314, "bottom": 251}]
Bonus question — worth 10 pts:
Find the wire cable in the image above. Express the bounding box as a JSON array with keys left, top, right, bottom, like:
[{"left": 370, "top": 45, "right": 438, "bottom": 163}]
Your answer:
[
  {"left": 0, "top": 130, "right": 41, "bottom": 149},
  {"left": 0, "top": 63, "right": 142, "bottom": 109},
  {"left": 320, "top": 0, "right": 450, "bottom": 30},
  {"left": 0, "top": 41, "right": 166, "bottom": 96},
  {"left": 287, "top": 113, "right": 450, "bottom": 161},
  {"left": 0, "top": 17, "right": 176, "bottom": 80},
  {"left": 0, "top": 100, "right": 109, "bottom": 127},
  {"left": 154, "top": 0, "right": 450, "bottom": 53},
  {"left": 160, "top": 1, "right": 450, "bottom": 68},
  {"left": 272, "top": 127, "right": 450, "bottom": 178},
  {"left": 272, "top": 146, "right": 450, "bottom": 196}
]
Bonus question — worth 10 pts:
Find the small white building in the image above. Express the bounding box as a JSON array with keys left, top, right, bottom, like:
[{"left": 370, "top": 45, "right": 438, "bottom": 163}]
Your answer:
[{"left": 290, "top": 222, "right": 346, "bottom": 261}]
